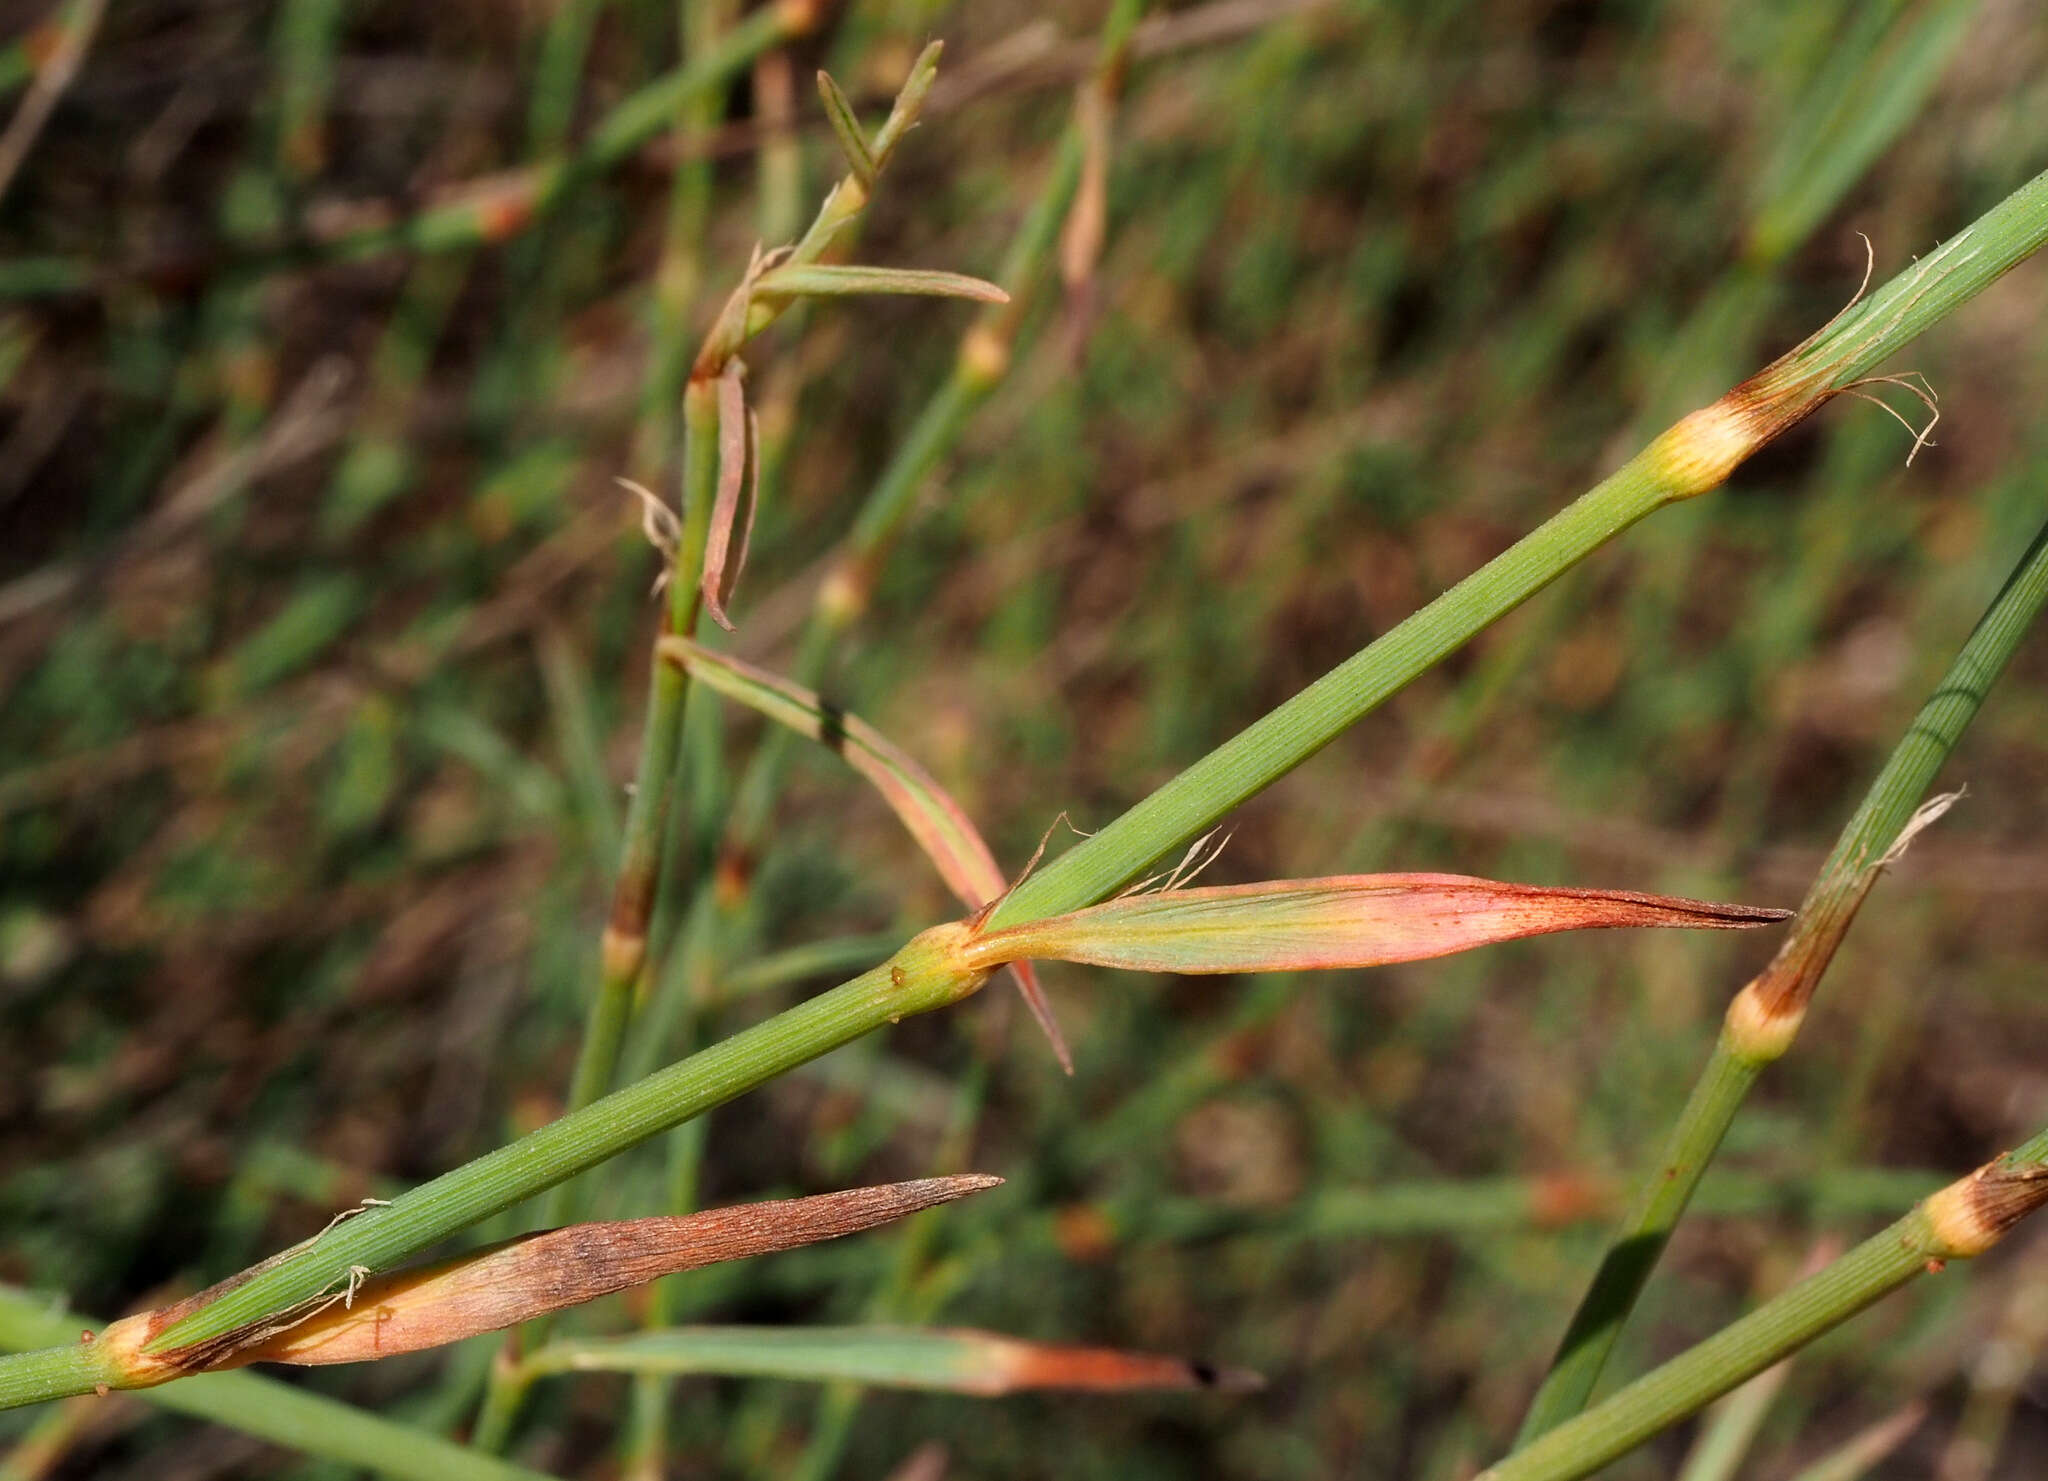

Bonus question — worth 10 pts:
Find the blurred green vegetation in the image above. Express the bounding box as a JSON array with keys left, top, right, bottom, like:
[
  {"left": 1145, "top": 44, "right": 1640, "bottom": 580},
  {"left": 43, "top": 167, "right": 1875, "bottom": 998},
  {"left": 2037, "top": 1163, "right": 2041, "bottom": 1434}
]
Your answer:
[{"left": 4, "top": 0, "right": 2048, "bottom": 1476}]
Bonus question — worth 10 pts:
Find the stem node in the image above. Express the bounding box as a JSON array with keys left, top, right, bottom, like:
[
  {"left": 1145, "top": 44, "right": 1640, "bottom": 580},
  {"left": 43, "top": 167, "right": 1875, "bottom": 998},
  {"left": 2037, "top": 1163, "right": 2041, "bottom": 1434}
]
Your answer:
[
  {"left": 1645, "top": 400, "right": 1762, "bottom": 498},
  {"left": 601, "top": 926, "right": 647, "bottom": 988},
  {"left": 1722, "top": 977, "right": 1805, "bottom": 1064}
]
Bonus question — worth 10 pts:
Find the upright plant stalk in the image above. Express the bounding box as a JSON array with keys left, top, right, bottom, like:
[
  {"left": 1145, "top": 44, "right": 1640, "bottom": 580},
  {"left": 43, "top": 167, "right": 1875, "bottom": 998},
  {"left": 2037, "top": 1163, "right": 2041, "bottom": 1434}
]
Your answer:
[
  {"left": 467, "top": 376, "right": 719, "bottom": 1454},
  {"left": 609, "top": 23, "right": 1140, "bottom": 1093},
  {"left": 625, "top": 45, "right": 730, "bottom": 1401},
  {"left": 719, "top": 0, "right": 1144, "bottom": 872},
  {"left": 631, "top": 106, "right": 1106, "bottom": 1087},
  {"left": 1481, "top": 1134, "right": 2048, "bottom": 1481},
  {"left": 129, "top": 164, "right": 2048, "bottom": 1377},
  {"left": 542, "top": 0, "right": 730, "bottom": 1219},
  {"left": 629, "top": 0, "right": 734, "bottom": 488},
  {"left": 1516, "top": 509, "right": 2048, "bottom": 1441},
  {"left": 551, "top": 44, "right": 968, "bottom": 1218}
]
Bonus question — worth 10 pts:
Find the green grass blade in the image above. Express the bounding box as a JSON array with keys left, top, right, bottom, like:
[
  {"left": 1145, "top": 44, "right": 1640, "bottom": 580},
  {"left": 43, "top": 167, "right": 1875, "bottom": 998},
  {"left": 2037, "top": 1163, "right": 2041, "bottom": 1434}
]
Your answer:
[{"left": 522, "top": 1324, "right": 1259, "bottom": 1395}]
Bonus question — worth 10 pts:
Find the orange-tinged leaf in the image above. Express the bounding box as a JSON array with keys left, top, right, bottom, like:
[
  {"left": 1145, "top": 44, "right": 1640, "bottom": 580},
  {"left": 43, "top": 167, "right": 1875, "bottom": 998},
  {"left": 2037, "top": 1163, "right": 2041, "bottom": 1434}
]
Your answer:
[
  {"left": 104, "top": 1177, "right": 998, "bottom": 1380},
  {"left": 661, "top": 637, "right": 1071, "bottom": 1070},
  {"left": 962, "top": 873, "right": 1789, "bottom": 976}
]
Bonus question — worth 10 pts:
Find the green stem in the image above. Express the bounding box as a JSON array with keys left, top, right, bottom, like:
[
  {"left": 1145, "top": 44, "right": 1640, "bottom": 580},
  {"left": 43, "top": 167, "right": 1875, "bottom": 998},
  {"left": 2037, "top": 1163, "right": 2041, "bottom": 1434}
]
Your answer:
[
  {"left": 468, "top": 1359, "right": 531, "bottom": 1457},
  {"left": 0, "top": 1339, "right": 107, "bottom": 1411},
  {"left": 151, "top": 935, "right": 981, "bottom": 1353},
  {"left": 1485, "top": 1121, "right": 2048, "bottom": 1481},
  {"left": 1518, "top": 510, "right": 2048, "bottom": 1438},
  {"left": 525, "top": 0, "right": 609, "bottom": 157},
  {"left": 1513, "top": 1045, "right": 1763, "bottom": 1438},
  {"left": 0, "top": 1289, "right": 557, "bottom": 1480},
  {"left": 994, "top": 465, "right": 1673, "bottom": 921},
  {"left": 545, "top": 378, "right": 721, "bottom": 1229},
  {"left": 1480, "top": 1208, "right": 1941, "bottom": 1481}
]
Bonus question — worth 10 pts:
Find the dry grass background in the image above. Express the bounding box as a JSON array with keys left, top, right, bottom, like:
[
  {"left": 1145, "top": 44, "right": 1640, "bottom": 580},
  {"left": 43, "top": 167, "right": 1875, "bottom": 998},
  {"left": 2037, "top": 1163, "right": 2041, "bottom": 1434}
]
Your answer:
[{"left": 5, "top": 0, "right": 2048, "bottom": 1475}]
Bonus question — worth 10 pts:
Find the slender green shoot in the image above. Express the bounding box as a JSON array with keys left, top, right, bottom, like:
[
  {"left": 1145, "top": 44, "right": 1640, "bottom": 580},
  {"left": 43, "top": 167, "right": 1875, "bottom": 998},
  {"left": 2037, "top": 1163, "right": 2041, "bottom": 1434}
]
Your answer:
[
  {"left": 1480, "top": 1132, "right": 2048, "bottom": 1481},
  {"left": 552, "top": 42, "right": 989, "bottom": 1225},
  {"left": 1517, "top": 510, "right": 2048, "bottom": 1438}
]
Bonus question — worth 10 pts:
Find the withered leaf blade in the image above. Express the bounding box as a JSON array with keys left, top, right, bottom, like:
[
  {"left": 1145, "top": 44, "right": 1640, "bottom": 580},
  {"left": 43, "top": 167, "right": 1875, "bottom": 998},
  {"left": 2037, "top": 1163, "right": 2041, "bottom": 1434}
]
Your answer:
[
  {"left": 965, "top": 873, "right": 1790, "bottom": 976},
  {"left": 700, "top": 358, "right": 757, "bottom": 631},
  {"left": 117, "top": 1177, "right": 1000, "bottom": 1376}
]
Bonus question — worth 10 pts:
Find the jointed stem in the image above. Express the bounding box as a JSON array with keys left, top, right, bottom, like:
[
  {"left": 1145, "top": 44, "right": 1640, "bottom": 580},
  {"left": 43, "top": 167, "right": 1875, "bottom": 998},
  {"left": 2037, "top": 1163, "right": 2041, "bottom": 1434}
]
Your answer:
[
  {"left": 1517, "top": 511, "right": 2048, "bottom": 1439},
  {"left": 1485, "top": 1131, "right": 2048, "bottom": 1481},
  {"left": 146, "top": 938, "right": 985, "bottom": 1355}
]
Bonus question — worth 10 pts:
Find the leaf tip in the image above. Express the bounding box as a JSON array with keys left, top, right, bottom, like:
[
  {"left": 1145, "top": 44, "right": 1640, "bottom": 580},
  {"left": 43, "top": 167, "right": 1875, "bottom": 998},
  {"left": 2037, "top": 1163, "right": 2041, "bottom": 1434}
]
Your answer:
[
  {"left": 1189, "top": 1358, "right": 1266, "bottom": 1394},
  {"left": 1008, "top": 962, "right": 1073, "bottom": 1074}
]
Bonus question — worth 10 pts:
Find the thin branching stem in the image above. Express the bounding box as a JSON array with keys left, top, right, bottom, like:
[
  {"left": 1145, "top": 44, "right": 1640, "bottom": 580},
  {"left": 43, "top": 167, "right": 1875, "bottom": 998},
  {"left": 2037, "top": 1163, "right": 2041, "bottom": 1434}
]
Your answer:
[
  {"left": 1517, "top": 510, "right": 2048, "bottom": 1439},
  {"left": 1483, "top": 1130, "right": 2048, "bottom": 1481}
]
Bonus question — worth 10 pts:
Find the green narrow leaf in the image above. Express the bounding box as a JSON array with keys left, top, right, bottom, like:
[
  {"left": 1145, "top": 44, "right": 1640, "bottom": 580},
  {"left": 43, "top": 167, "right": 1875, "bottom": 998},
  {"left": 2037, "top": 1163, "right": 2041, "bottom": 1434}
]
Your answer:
[
  {"left": 750, "top": 263, "right": 1009, "bottom": 304},
  {"left": 868, "top": 40, "right": 943, "bottom": 168},
  {"left": 815, "top": 71, "right": 876, "bottom": 187},
  {"left": 661, "top": 638, "right": 1071, "bottom": 1070},
  {"left": 965, "top": 873, "right": 1789, "bottom": 976},
  {"left": 524, "top": 1324, "right": 1261, "bottom": 1396}
]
